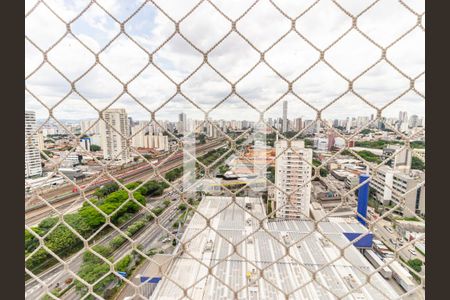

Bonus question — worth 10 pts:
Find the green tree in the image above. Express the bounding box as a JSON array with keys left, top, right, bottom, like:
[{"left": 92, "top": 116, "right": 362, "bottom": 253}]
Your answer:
[
  {"left": 38, "top": 217, "right": 58, "bottom": 232},
  {"left": 407, "top": 259, "right": 423, "bottom": 273},
  {"left": 312, "top": 159, "right": 329, "bottom": 177},
  {"left": 266, "top": 166, "right": 275, "bottom": 182},
  {"left": 83, "top": 245, "right": 113, "bottom": 263},
  {"left": 411, "top": 141, "right": 425, "bottom": 149},
  {"left": 356, "top": 150, "right": 382, "bottom": 164},
  {"left": 94, "top": 182, "right": 119, "bottom": 199},
  {"left": 304, "top": 139, "right": 314, "bottom": 147},
  {"left": 151, "top": 206, "right": 164, "bottom": 216},
  {"left": 411, "top": 156, "right": 425, "bottom": 171},
  {"left": 25, "top": 183, "right": 151, "bottom": 276},
  {"left": 115, "top": 255, "right": 131, "bottom": 272},
  {"left": 165, "top": 167, "right": 183, "bottom": 182},
  {"left": 110, "top": 235, "right": 126, "bottom": 249},
  {"left": 90, "top": 144, "right": 101, "bottom": 152},
  {"left": 25, "top": 229, "right": 40, "bottom": 255},
  {"left": 359, "top": 129, "right": 372, "bottom": 135},
  {"left": 45, "top": 225, "right": 80, "bottom": 253}
]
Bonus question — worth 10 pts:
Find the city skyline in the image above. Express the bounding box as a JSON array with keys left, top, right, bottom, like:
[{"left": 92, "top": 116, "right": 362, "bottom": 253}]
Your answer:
[
  {"left": 33, "top": 109, "right": 425, "bottom": 125},
  {"left": 25, "top": 1, "right": 425, "bottom": 299}
]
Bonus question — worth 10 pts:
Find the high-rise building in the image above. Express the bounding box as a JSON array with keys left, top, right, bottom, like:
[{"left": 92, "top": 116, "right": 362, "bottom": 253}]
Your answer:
[
  {"left": 130, "top": 122, "right": 169, "bottom": 151},
  {"left": 345, "top": 117, "right": 352, "bottom": 132},
  {"left": 100, "top": 109, "right": 131, "bottom": 162},
  {"left": 327, "top": 130, "right": 335, "bottom": 151},
  {"left": 131, "top": 122, "right": 148, "bottom": 148},
  {"left": 178, "top": 113, "right": 187, "bottom": 134},
  {"left": 147, "top": 133, "right": 169, "bottom": 151},
  {"left": 314, "top": 120, "right": 321, "bottom": 134},
  {"left": 80, "top": 119, "right": 100, "bottom": 135},
  {"left": 25, "top": 111, "right": 43, "bottom": 178},
  {"left": 294, "top": 117, "right": 303, "bottom": 131},
  {"left": 399, "top": 111, "right": 408, "bottom": 123},
  {"left": 275, "top": 140, "right": 312, "bottom": 218},
  {"left": 206, "top": 122, "right": 218, "bottom": 138},
  {"left": 398, "top": 120, "right": 409, "bottom": 133},
  {"left": 282, "top": 100, "right": 288, "bottom": 132},
  {"left": 128, "top": 117, "right": 133, "bottom": 135},
  {"left": 382, "top": 144, "right": 412, "bottom": 173},
  {"left": 409, "top": 115, "right": 419, "bottom": 128},
  {"left": 356, "top": 116, "right": 369, "bottom": 128},
  {"left": 303, "top": 120, "right": 314, "bottom": 134},
  {"left": 37, "top": 131, "right": 45, "bottom": 151},
  {"left": 370, "top": 166, "right": 425, "bottom": 217}
]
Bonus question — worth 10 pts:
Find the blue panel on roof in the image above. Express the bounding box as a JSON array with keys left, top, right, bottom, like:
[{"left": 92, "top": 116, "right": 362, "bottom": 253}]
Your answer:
[
  {"left": 140, "top": 276, "right": 162, "bottom": 284},
  {"left": 343, "top": 232, "right": 373, "bottom": 248}
]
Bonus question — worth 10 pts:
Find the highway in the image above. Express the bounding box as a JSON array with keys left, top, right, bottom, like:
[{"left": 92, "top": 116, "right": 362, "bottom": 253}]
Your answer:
[
  {"left": 374, "top": 218, "right": 426, "bottom": 265},
  {"left": 25, "top": 140, "right": 226, "bottom": 226},
  {"left": 25, "top": 209, "right": 148, "bottom": 299},
  {"left": 62, "top": 205, "right": 180, "bottom": 300},
  {"left": 25, "top": 196, "right": 182, "bottom": 300}
]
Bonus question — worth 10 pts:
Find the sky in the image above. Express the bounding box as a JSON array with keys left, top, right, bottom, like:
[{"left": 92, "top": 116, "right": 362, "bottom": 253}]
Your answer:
[{"left": 25, "top": 0, "right": 425, "bottom": 123}]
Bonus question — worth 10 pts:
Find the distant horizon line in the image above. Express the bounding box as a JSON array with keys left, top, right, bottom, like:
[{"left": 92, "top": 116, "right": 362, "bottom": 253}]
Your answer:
[{"left": 35, "top": 114, "right": 425, "bottom": 123}]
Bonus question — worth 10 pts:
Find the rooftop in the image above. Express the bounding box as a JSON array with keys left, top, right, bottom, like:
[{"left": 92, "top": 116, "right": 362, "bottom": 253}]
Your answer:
[{"left": 151, "top": 196, "right": 398, "bottom": 300}]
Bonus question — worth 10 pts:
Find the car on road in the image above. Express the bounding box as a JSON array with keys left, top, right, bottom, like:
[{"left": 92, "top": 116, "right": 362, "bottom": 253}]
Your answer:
[
  {"left": 384, "top": 225, "right": 393, "bottom": 234},
  {"left": 408, "top": 249, "right": 417, "bottom": 256}
]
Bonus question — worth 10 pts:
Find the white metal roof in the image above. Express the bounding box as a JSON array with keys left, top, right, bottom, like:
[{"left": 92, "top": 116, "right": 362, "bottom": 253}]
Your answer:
[{"left": 151, "top": 196, "right": 398, "bottom": 300}]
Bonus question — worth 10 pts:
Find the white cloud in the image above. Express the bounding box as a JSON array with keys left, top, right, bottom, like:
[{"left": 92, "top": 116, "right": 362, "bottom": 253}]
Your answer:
[{"left": 25, "top": 0, "right": 425, "bottom": 123}]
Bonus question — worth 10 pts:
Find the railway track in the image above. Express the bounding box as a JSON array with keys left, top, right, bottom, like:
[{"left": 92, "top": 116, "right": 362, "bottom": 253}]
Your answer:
[{"left": 25, "top": 141, "right": 226, "bottom": 225}]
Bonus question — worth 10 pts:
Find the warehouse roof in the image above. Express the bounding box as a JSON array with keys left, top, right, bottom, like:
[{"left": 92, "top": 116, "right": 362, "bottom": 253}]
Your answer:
[{"left": 151, "top": 196, "right": 398, "bottom": 300}]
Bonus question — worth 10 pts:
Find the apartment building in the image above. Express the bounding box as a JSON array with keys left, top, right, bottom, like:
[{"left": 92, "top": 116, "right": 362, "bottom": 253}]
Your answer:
[
  {"left": 100, "top": 109, "right": 131, "bottom": 163},
  {"left": 131, "top": 122, "right": 148, "bottom": 148},
  {"left": 370, "top": 165, "right": 425, "bottom": 217},
  {"left": 25, "top": 111, "right": 43, "bottom": 178},
  {"left": 131, "top": 122, "right": 169, "bottom": 151},
  {"left": 282, "top": 100, "right": 288, "bottom": 132},
  {"left": 274, "top": 140, "right": 312, "bottom": 219},
  {"left": 313, "top": 137, "right": 328, "bottom": 151},
  {"left": 382, "top": 144, "right": 412, "bottom": 173}
]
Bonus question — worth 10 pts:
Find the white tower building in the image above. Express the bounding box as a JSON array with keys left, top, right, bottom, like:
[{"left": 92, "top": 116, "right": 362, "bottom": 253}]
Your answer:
[
  {"left": 274, "top": 140, "right": 312, "bottom": 219},
  {"left": 25, "top": 111, "right": 43, "bottom": 178},
  {"left": 282, "top": 100, "right": 288, "bottom": 133},
  {"left": 100, "top": 109, "right": 131, "bottom": 163}
]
